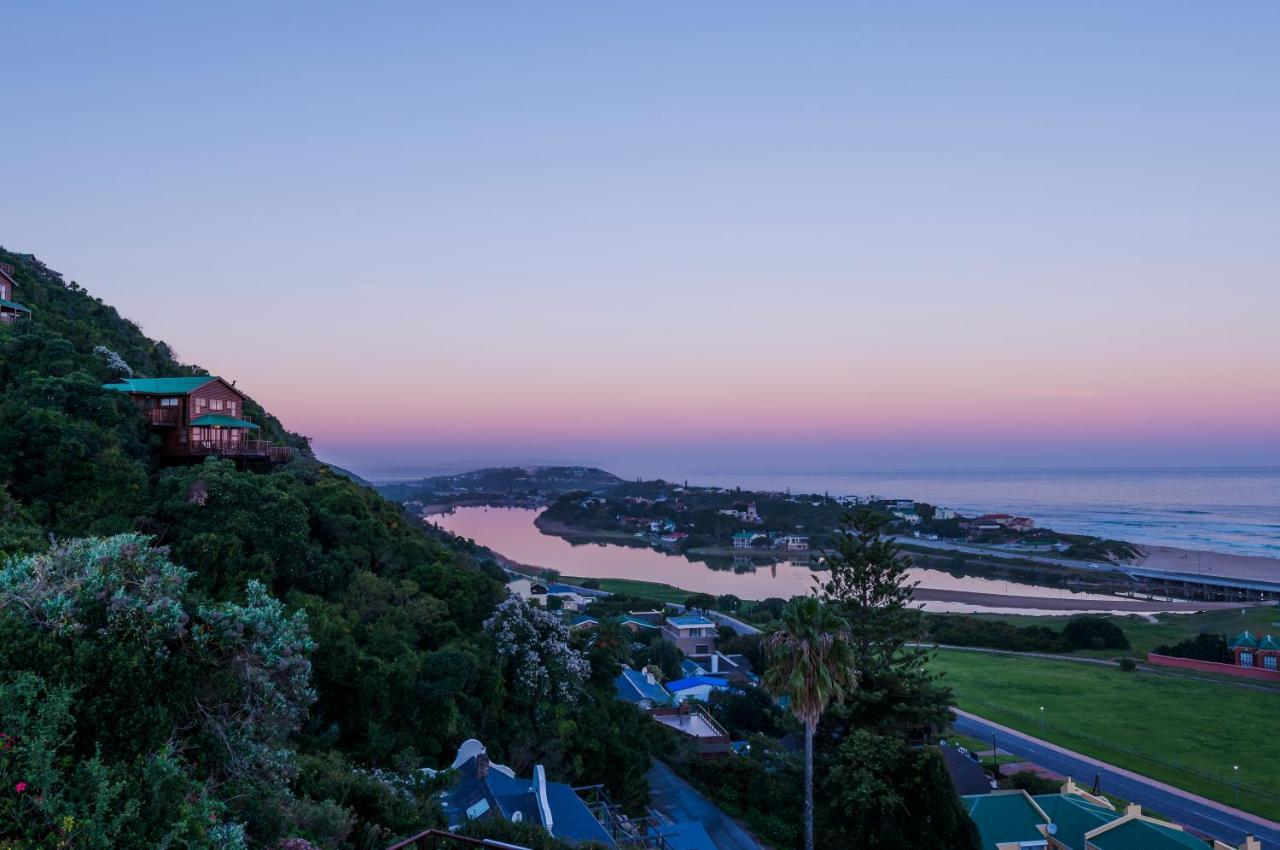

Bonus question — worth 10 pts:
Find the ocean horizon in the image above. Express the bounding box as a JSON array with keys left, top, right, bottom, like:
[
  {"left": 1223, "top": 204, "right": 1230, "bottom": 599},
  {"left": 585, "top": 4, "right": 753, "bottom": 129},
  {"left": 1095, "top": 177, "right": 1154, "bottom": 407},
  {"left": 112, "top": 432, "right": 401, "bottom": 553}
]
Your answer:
[{"left": 375, "top": 463, "right": 1280, "bottom": 559}]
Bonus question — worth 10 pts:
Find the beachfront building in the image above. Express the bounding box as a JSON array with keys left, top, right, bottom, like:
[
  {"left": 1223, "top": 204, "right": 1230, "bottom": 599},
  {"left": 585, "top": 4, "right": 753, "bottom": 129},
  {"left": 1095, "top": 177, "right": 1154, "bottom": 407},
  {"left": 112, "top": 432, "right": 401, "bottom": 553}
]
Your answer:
[
  {"left": 661, "top": 614, "right": 717, "bottom": 657},
  {"left": 0, "top": 262, "right": 32, "bottom": 324},
  {"left": 719, "top": 502, "right": 761, "bottom": 523},
  {"left": 1229, "top": 631, "right": 1280, "bottom": 671},
  {"left": 102, "top": 376, "right": 291, "bottom": 463},
  {"left": 779, "top": 534, "right": 810, "bottom": 551},
  {"left": 732, "top": 531, "right": 763, "bottom": 549}
]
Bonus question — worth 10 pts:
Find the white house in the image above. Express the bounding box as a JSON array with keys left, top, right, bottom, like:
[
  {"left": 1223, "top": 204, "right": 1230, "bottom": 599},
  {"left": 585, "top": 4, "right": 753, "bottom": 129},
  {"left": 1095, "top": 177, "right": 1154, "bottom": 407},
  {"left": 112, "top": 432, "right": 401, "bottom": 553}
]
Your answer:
[
  {"left": 935, "top": 507, "right": 956, "bottom": 520},
  {"left": 664, "top": 675, "right": 732, "bottom": 704},
  {"left": 779, "top": 534, "right": 809, "bottom": 551},
  {"left": 505, "top": 577, "right": 548, "bottom": 606}
]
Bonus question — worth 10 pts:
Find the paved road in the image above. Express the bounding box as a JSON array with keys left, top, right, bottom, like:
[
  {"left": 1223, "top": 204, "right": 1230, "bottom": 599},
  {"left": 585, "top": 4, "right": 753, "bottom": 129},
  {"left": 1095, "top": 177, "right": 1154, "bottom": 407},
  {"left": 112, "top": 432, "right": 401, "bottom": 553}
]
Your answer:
[
  {"left": 952, "top": 710, "right": 1280, "bottom": 848},
  {"left": 646, "top": 760, "right": 763, "bottom": 850}
]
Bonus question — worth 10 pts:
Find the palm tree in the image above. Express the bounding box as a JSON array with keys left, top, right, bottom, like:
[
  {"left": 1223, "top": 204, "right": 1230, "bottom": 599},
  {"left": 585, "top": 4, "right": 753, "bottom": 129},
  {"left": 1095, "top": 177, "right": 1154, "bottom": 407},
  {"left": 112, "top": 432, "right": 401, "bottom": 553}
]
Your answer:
[
  {"left": 763, "top": 596, "right": 858, "bottom": 850},
  {"left": 592, "top": 617, "right": 633, "bottom": 665}
]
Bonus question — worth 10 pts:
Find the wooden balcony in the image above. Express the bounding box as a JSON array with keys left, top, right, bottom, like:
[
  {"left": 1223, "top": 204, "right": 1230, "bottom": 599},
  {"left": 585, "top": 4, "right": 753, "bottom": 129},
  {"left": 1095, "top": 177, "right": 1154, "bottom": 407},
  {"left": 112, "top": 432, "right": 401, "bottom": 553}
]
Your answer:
[
  {"left": 170, "top": 439, "right": 291, "bottom": 462},
  {"left": 148, "top": 408, "right": 181, "bottom": 426}
]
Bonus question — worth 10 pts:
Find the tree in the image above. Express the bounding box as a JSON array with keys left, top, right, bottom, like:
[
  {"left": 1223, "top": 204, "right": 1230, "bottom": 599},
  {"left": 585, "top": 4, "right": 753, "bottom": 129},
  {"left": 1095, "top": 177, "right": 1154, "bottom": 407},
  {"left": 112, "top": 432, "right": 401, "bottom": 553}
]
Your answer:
[
  {"left": 643, "top": 639, "right": 684, "bottom": 681},
  {"left": 591, "top": 617, "right": 633, "bottom": 667},
  {"left": 684, "top": 593, "right": 715, "bottom": 613},
  {"left": 484, "top": 595, "right": 590, "bottom": 706},
  {"left": 717, "top": 594, "right": 742, "bottom": 612},
  {"left": 817, "top": 510, "right": 949, "bottom": 736},
  {"left": 764, "top": 597, "right": 858, "bottom": 850}
]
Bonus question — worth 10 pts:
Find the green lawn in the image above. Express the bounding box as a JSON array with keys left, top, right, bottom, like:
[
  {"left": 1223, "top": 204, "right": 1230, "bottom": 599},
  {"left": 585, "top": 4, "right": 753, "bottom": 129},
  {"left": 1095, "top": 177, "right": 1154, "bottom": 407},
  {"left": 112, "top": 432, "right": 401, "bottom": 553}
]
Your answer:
[
  {"left": 968, "top": 604, "right": 1280, "bottom": 657},
  {"left": 559, "top": 576, "right": 693, "bottom": 604},
  {"left": 932, "top": 649, "right": 1280, "bottom": 820}
]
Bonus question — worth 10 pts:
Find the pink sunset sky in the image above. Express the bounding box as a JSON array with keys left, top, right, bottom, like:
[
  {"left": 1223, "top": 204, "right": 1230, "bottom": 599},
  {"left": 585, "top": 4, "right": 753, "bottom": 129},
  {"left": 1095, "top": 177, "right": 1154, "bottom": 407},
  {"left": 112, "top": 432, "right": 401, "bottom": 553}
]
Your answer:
[{"left": 4, "top": 4, "right": 1278, "bottom": 478}]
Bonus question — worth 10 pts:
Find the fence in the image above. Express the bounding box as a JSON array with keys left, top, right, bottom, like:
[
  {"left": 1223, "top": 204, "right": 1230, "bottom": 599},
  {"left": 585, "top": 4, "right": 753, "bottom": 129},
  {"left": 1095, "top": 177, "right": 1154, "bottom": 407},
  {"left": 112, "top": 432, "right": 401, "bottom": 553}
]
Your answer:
[
  {"left": 965, "top": 696, "right": 1280, "bottom": 813},
  {"left": 1147, "top": 653, "right": 1280, "bottom": 683}
]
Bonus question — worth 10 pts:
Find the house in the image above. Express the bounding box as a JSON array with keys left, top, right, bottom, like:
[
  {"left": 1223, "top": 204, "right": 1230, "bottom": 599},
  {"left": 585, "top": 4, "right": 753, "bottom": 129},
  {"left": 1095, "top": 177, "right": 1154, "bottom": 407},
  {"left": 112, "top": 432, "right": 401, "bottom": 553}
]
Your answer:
[
  {"left": 970, "top": 513, "right": 1036, "bottom": 532},
  {"left": 0, "top": 263, "right": 32, "bottom": 324},
  {"left": 649, "top": 704, "right": 732, "bottom": 757},
  {"left": 613, "top": 667, "right": 673, "bottom": 709},
  {"left": 1229, "top": 631, "right": 1280, "bottom": 671},
  {"left": 963, "top": 780, "right": 1261, "bottom": 850},
  {"left": 619, "top": 614, "right": 661, "bottom": 633},
  {"left": 102, "top": 376, "right": 291, "bottom": 463},
  {"left": 661, "top": 615, "right": 718, "bottom": 657},
  {"left": 892, "top": 510, "right": 922, "bottom": 525},
  {"left": 779, "top": 534, "right": 809, "bottom": 551},
  {"left": 732, "top": 531, "right": 761, "bottom": 549},
  {"left": 664, "top": 675, "right": 732, "bottom": 704},
  {"left": 935, "top": 507, "right": 957, "bottom": 520},
  {"left": 505, "top": 577, "right": 548, "bottom": 606},
  {"left": 719, "top": 502, "right": 761, "bottom": 523},
  {"left": 427, "top": 740, "right": 615, "bottom": 846},
  {"left": 567, "top": 614, "right": 599, "bottom": 630},
  {"left": 681, "top": 652, "right": 758, "bottom": 686},
  {"left": 544, "top": 584, "right": 592, "bottom": 611}
]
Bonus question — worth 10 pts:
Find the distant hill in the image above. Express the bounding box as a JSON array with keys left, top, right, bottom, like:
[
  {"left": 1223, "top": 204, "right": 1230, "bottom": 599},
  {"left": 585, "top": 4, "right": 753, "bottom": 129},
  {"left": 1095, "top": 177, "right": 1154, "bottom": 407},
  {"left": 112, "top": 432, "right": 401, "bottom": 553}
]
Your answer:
[
  {"left": 324, "top": 461, "right": 376, "bottom": 488},
  {"left": 378, "top": 465, "right": 623, "bottom": 504}
]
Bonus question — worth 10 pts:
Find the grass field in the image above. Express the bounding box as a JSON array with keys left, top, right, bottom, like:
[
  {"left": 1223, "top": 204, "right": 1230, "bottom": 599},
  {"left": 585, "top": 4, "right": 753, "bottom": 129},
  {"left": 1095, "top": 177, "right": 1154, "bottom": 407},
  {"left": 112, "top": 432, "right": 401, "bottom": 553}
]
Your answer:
[
  {"left": 971, "top": 604, "right": 1280, "bottom": 658},
  {"left": 559, "top": 576, "right": 693, "bottom": 604},
  {"left": 932, "top": 648, "right": 1280, "bottom": 820}
]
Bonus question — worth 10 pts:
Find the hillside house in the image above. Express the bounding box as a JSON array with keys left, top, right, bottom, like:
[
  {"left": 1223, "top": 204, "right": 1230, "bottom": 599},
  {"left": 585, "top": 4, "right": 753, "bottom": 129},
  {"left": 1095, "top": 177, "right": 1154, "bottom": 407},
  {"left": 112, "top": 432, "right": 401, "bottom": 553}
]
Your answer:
[
  {"left": 732, "top": 531, "right": 762, "bottom": 549},
  {"left": 0, "top": 263, "right": 32, "bottom": 323},
  {"left": 102, "top": 377, "right": 291, "bottom": 463},
  {"left": 613, "top": 667, "right": 673, "bottom": 709},
  {"left": 661, "top": 615, "right": 717, "bottom": 657},
  {"left": 779, "top": 534, "right": 810, "bottom": 551},
  {"left": 719, "top": 502, "right": 761, "bottom": 523}
]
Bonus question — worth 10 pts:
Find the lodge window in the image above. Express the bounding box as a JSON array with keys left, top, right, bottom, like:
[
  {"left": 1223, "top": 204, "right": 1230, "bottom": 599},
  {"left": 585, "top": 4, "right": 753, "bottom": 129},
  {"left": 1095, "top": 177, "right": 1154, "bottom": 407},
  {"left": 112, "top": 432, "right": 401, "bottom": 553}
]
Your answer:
[
  {"left": 160, "top": 397, "right": 179, "bottom": 407},
  {"left": 1240, "top": 652, "right": 1254, "bottom": 668},
  {"left": 210, "top": 399, "right": 224, "bottom": 411},
  {"left": 226, "top": 401, "right": 237, "bottom": 416},
  {"left": 1265, "top": 656, "right": 1277, "bottom": 670}
]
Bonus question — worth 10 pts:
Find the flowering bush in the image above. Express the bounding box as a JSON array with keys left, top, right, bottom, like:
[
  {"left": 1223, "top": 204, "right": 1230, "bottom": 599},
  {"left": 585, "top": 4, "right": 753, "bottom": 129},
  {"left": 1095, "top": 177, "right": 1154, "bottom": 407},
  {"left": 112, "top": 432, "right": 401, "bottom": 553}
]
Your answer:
[
  {"left": 92, "top": 344, "right": 134, "bottom": 378},
  {"left": 483, "top": 595, "right": 590, "bottom": 705}
]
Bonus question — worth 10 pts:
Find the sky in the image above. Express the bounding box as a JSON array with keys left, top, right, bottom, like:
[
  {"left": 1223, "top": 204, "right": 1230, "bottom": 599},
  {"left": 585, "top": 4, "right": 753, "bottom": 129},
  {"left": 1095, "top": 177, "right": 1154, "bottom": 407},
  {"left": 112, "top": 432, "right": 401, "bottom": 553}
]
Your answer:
[{"left": 3, "top": 2, "right": 1279, "bottom": 480}]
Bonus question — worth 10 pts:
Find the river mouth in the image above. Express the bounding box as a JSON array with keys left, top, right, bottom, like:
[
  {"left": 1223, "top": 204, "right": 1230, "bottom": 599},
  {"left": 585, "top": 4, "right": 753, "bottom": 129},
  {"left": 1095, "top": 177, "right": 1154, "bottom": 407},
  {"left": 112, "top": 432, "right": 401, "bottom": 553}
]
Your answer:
[{"left": 431, "top": 506, "right": 1222, "bottom": 615}]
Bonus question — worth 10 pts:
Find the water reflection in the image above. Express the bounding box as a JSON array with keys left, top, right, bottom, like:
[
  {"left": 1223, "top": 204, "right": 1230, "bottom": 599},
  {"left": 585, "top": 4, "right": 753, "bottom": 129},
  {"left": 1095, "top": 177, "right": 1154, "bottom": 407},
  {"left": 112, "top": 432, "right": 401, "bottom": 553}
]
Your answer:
[{"left": 431, "top": 506, "right": 1164, "bottom": 614}]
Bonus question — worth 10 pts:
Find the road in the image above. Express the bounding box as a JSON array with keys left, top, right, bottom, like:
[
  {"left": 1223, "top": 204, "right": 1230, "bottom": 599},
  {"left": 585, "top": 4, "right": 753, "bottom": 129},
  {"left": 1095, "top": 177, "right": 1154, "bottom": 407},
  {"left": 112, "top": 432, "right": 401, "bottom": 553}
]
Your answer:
[
  {"left": 952, "top": 709, "right": 1280, "bottom": 848},
  {"left": 646, "top": 760, "right": 763, "bottom": 850}
]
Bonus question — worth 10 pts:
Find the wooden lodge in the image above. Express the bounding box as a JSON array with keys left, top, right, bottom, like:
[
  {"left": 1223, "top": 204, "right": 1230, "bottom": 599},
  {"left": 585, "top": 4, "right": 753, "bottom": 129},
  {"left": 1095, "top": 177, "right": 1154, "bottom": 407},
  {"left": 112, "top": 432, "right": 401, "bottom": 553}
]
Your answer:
[
  {"left": 0, "top": 262, "right": 32, "bottom": 324},
  {"left": 102, "top": 376, "right": 291, "bottom": 463}
]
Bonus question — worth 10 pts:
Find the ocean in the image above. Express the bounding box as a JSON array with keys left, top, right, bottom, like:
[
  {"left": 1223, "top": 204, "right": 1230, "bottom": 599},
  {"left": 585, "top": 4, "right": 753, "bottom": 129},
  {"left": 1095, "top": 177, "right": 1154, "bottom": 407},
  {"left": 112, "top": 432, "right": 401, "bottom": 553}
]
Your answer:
[{"left": 665, "top": 467, "right": 1280, "bottom": 559}]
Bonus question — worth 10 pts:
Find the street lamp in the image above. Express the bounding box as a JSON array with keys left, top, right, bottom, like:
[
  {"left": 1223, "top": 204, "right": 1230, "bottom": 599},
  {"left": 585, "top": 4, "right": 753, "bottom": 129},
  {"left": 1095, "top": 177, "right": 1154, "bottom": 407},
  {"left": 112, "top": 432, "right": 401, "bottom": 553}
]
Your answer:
[
  {"left": 1040, "top": 706, "right": 1046, "bottom": 737},
  {"left": 1234, "top": 765, "right": 1240, "bottom": 806}
]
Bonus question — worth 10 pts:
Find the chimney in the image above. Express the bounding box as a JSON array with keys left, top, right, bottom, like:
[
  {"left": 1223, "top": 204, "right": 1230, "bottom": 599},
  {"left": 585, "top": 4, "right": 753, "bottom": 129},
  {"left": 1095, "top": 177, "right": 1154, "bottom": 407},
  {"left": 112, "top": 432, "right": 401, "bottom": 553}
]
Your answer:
[
  {"left": 476, "top": 750, "right": 489, "bottom": 780},
  {"left": 1124, "top": 803, "right": 1141, "bottom": 818},
  {"left": 534, "top": 765, "right": 554, "bottom": 832},
  {"left": 1240, "top": 837, "right": 1261, "bottom": 850},
  {"left": 711, "top": 654, "right": 719, "bottom": 673},
  {"left": 644, "top": 669, "right": 657, "bottom": 685}
]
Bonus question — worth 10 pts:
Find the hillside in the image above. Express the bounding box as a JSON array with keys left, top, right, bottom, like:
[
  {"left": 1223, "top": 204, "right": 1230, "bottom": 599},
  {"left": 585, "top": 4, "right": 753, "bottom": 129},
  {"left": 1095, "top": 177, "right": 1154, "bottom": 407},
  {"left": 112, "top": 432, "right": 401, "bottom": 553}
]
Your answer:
[
  {"left": 0, "top": 249, "right": 653, "bottom": 849},
  {"left": 377, "top": 465, "right": 623, "bottom": 505}
]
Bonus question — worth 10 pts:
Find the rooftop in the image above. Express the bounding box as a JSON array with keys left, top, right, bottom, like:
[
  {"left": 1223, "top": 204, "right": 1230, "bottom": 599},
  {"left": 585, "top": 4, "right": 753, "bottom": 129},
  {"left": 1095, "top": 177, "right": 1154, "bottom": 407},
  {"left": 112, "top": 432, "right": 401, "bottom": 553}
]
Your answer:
[
  {"left": 190, "top": 414, "right": 259, "bottom": 429},
  {"left": 0, "top": 297, "right": 31, "bottom": 313},
  {"left": 666, "top": 615, "right": 715, "bottom": 628},
  {"left": 613, "top": 667, "right": 672, "bottom": 707},
  {"left": 102, "top": 376, "right": 220, "bottom": 395},
  {"left": 665, "top": 676, "right": 731, "bottom": 692},
  {"left": 1086, "top": 817, "right": 1207, "bottom": 850},
  {"left": 963, "top": 791, "right": 1048, "bottom": 850}
]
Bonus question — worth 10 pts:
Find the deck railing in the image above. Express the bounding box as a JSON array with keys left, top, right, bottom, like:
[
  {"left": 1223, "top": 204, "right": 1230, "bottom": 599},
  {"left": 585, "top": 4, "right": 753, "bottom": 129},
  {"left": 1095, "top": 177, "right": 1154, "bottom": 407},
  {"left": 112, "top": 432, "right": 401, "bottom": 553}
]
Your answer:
[
  {"left": 173, "top": 440, "right": 291, "bottom": 462},
  {"left": 385, "top": 829, "right": 531, "bottom": 850},
  {"left": 148, "top": 408, "right": 181, "bottom": 426}
]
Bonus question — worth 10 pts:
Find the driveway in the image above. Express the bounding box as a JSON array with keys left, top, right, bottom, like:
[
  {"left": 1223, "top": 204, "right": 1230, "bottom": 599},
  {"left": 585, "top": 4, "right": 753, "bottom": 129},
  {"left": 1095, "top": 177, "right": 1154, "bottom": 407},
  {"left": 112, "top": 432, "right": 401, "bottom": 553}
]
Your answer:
[{"left": 646, "top": 760, "right": 764, "bottom": 850}]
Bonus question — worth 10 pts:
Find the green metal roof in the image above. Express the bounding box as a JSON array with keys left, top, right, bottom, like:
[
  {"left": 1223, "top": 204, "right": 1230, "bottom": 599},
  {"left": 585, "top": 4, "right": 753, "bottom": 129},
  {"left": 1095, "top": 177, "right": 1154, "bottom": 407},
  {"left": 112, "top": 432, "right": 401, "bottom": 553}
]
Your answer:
[
  {"left": 963, "top": 792, "right": 1047, "bottom": 849},
  {"left": 0, "top": 297, "right": 31, "bottom": 313},
  {"left": 103, "top": 376, "right": 219, "bottom": 395},
  {"left": 1228, "top": 630, "right": 1259, "bottom": 650},
  {"left": 190, "top": 414, "right": 259, "bottom": 429},
  {"left": 1086, "top": 817, "right": 1206, "bottom": 850},
  {"left": 1033, "top": 794, "right": 1116, "bottom": 850},
  {"left": 1257, "top": 634, "right": 1280, "bottom": 651}
]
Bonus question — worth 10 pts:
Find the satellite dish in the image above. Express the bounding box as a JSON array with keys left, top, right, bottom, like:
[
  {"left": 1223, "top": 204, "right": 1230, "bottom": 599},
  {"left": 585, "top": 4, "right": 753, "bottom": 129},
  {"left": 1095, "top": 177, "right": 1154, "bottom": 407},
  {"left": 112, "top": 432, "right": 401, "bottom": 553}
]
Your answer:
[{"left": 1047, "top": 824, "right": 1058, "bottom": 835}]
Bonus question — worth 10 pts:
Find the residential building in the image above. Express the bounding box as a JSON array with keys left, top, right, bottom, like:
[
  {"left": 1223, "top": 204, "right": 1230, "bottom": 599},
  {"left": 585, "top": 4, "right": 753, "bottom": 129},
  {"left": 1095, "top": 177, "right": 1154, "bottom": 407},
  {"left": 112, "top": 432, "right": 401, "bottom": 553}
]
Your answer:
[
  {"left": 649, "top": 704, "right": 732, "bottom": 757},
  {"left": 544, "top": 584, "right": 592, "bottom": 611},
  {"left": 567, "top": 614, "right": 599, "bottom": 630},
  {"left": 427, "top": 740, "right": 616, "bottom": 846},
  {"left": 102, "top": 376, "right": 291, "bottom": 463},
  {"left": 935, "top": 507, "right": 957, "bottom": 520},
  {"left": 963, "top": 780, "right": 1261, "bottom": 850},
  {"left": 505, "top": 577, "right": 548, "bottom": 606},
  {"left": 661, "top": 615, "right": 718, "bottom": 657},
  {"left": 612, "top": 667, "right": 673, "bottom": 709},
  {"left": 679, "top": 652, "right": 758, "bottom": 685},
  {"left": 779, "top": 534, "right": 810, "bottom": 551},
  {"left": 664, "top": 675, "right": 732, "bottom": 704},
  {"left": 0, "top": 262, "right": 32, "bottom": 323},
  {"left": 1229, "top": 631, "right": 1280, "bottom": 671},
  {"left": 719, "top": 502, "right": 761, "bottom": 523},
  {"left": 732, "top": 531, "right": 760, "bottom": 549}
]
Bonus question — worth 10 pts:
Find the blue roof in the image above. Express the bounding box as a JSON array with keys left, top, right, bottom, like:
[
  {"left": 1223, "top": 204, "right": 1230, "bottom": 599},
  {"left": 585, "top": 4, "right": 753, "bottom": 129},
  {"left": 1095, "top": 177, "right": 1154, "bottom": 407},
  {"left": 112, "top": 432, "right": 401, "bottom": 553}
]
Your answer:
[
  {"left": 620, "top": 616, "right": 659, "bottom": 629},
  {"left": 652, "top": 821, "right": 717, "bottom": 850},
  {"left": 547, "top": 584, "right": 583, "bottom": 595},
  {"left": 613, "top": 668, "right": 673, "bottom": 707},
  {"left": 667, "top": 615, "right": 715, "bottom": 628},
  {"left": 444, "top": 755, "right": 615, "bottom": 847},
  {"left": 665, "top": 676, "right": 731, "bottom": 692},
  {"left": 680, "top": 659, "right": 706, "bottom": 677}
]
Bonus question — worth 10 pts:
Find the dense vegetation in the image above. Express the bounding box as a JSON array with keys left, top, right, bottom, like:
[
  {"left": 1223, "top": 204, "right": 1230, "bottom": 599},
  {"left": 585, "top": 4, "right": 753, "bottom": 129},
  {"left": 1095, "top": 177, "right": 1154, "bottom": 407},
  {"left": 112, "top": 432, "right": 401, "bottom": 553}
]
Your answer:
[
  {"left": 926, "top": 613, "right": 1131, "bottom": 654},
  {"left": 0, "top": 249, "right": 657, "bottom": 849}
]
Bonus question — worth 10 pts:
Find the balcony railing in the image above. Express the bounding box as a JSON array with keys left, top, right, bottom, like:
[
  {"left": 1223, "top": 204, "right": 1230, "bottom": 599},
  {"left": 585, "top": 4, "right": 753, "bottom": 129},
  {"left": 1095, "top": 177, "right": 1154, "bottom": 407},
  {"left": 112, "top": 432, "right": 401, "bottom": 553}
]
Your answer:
[
  {"left": 148, "top": 408, "right": 182, "bottom": 426},
  {"left": 170, "top": 440, "right": 291, "bottom": 462},
  {"left": 385, "top": 829, "right": 531, "bottom": 850}
]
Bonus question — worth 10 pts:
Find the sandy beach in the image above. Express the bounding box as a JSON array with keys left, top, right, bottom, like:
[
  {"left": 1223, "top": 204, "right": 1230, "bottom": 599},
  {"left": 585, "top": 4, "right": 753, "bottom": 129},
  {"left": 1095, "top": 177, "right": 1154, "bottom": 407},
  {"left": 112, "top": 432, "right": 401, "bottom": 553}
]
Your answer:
[
  {"left": 912, "top": 587, "right": 1242, "bottom": 613},
  {"left": 1134, "top": 545, "right": 1280, "bottom": 584}
]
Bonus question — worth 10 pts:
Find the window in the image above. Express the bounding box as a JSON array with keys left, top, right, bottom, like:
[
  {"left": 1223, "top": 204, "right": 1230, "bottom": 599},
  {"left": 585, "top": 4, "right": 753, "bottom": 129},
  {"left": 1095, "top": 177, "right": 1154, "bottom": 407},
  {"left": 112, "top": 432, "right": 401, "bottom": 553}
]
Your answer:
[
  {"left": 160, "top": 397, "right": 179, "bottom": 407},
  {"left": 1265, "top": 656, "right": 1277, "bottom": 671},
  {"left": 179, "top": 428, "right": 187, "bottom": 443},
  {"left": 210, "top": 398, "right": 224, "bottom": 411},
  {"left": 695, "top": 644, "right": 710, "bottom": 655},
  {"left": 1240, "top": 652, "right": 1254, "bottom": 668},
  {"left": 226, "top": 401, "right": 237, "bottom": 416}
]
